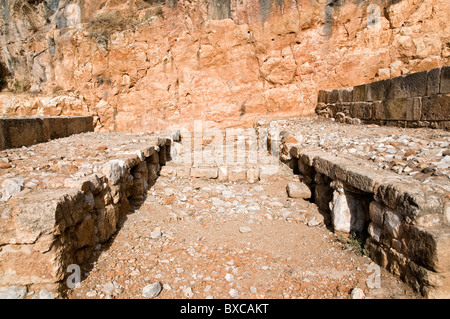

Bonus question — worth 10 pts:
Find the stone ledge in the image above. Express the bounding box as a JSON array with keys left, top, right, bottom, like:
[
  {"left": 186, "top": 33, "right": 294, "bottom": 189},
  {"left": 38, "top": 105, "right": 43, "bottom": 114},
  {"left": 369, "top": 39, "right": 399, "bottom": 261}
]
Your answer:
[
  {"left": 0, "top": 116, "right": 94, "bottom": 150},
  {"left": 0, "top": 132, "right": 172, "bottom": 297},
  {"left": 289, "top": 144, "right": 449, "bottom": 298}
]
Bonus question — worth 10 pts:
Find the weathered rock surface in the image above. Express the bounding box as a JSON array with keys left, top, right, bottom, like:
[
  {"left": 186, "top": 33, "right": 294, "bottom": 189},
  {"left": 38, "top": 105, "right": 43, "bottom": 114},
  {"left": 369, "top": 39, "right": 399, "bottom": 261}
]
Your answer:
[{"left": 1, "top": 0, "right": 448, "bottom": 131}]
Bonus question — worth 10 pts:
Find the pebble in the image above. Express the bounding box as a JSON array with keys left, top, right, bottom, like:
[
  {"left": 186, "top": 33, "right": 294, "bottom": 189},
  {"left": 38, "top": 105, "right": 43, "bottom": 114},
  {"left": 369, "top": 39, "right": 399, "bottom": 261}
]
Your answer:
[
  {"left": 183, "top": 286, "right": 194, "bottom": 298},
  {"left": 350, "top": 288, "right": 365, "bottom": 299},
  {"left": 142, "top": 282, "right": 162, "bottom": 298},
  {"left": 239, "top": 226, "right": 251, "bottom": 233},
  {"left": 150, "top": 227, "right": 162, "bottom": 239},
  {"left": 229, "top": 288, "right": 239, "bottom": 298}
]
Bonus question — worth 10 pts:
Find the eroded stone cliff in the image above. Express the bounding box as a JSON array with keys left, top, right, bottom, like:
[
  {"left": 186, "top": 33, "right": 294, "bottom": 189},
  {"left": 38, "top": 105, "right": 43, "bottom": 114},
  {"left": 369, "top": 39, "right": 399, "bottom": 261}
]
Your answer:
[{"left": 0, "top": 0, "right": 449, "bottom": 131}]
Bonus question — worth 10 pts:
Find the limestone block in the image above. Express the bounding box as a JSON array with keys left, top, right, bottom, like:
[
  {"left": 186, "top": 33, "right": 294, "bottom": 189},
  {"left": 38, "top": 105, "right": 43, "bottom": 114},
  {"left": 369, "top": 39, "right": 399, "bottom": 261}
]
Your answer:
[
  {"left": 190, "top": 167, "right": 218, "bottom": 179},
  {"left": 246, "top": 167, "right": 260, "bottom": 184},
  {"left": 369, "top": 201, "right": 385, "bottom": 227},
  {"left": 368, "top": 222, "right": 382, "bottom": 242},
  {"left": 329, "top": 188, "right": 369, "bottom": 234},
  {"left": 388, "top": 71, "right": 427, "bottom": 99},
  {"left": 421, "top": 94, "right": 450, "bottom": 121},
  {"left": 350, "top": 102, "right": 373, "bottom": 120},
  {"left": 217, "top": 166, "right": 228, "bottom": 181},
  {"left": 176, "top": 166, "right": 191, "bottom": 178},
  {"left": 102, "top": 160, "right": 128, "bottom": 185},
  {"left": 407, "top": 226, "right": 450, "bottom": 273},
  {"left": 317, "top": 90, "right": 327, "bottom": 103},
  {"left": 0, "top": 177, "right": 25, "bottom": 201},
  {"left": 383, "top": 209, "right": 403, "bottom": 238},
  {"left": 352, "top": 84, "right": 366, "bottom": 102},
  {"left": 286, "top": 181, "right": 311, "bottom": 199},
  {"left": 75, "top": 215, "right": 95, "bottom": 249},
  {"left": 159, "top": 165, "right": 176, "bottom": 177},
  {"left": 96, "top": 205, "right": 120, "bottom": 243},
  {"left": 228, "top": 166, "right": 247, "bottom": 182},
  {"left": 338, "top": 88, "right": 353, "bottom": 102},
  {"left": 325, "top": 89, "right": 339, "bottom": 104},
  {"left": 427, "top": 67, "right": 441, "bottom": 96},
  {"left": 440, "top": 66, "right": 450, "bottom": 94},
  {"left": 366, "top": 79, "right": 391, "bottom": 101},
  {"left": 381, "top": 97, "right": 421, "bottom": 121}
]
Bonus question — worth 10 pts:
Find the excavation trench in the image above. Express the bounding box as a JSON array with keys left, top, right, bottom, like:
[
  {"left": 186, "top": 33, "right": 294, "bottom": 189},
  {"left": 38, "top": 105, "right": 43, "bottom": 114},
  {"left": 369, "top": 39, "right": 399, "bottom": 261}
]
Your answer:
[
  {"left": 63, "top": 128, "right": 421, "bottom": 299},
  {"left": 1, "top": 121, "right": 447, "bottom": 299}
]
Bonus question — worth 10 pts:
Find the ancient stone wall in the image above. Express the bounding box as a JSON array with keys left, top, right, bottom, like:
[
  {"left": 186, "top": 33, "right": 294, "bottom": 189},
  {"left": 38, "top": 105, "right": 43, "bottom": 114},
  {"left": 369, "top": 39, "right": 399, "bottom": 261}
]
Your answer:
[
  {"left": 316, "top": 66, "right": 450, "bottom": 130},
  {"left": 0, "top": 115, "right": 94, "bottom": 150},
  {"left": 0, "top": 133, "right": 171, "bottom": 297},
  {"left": 0, "top": 0, "right": 449, "bottom": 131},
  {"left": 287, "top": 145, "right": 450, "bottom": 298}
]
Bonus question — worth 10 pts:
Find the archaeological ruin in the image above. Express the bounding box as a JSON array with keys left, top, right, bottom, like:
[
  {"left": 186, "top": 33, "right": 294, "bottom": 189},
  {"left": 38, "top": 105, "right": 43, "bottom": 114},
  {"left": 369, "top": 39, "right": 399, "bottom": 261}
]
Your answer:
[{"left": 0, "top": 0, "right": 449, "bottom": 300}]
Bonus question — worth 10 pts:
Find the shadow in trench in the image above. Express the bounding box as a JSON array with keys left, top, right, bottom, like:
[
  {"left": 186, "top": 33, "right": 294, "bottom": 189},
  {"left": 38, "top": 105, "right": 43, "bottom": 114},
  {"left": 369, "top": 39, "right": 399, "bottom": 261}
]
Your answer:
[{"left": 67, "top": 144, "right": 172, "bottom": 296}]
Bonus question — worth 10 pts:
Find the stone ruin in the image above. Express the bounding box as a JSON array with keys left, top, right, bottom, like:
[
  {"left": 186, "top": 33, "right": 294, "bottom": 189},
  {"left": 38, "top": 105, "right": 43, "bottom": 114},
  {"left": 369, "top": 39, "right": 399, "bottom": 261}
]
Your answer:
[{"left": 0, "top": 0, "right": 449, "bottom": 300}]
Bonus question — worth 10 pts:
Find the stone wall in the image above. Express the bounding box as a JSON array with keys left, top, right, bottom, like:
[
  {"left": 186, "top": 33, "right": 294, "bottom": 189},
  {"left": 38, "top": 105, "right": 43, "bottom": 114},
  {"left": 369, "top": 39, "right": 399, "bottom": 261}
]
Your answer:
[
  {"left": 287, "top": 146, "right": 450, "bottom": 298},
  {"left": 316, "top": 66, "right": 450, "bottom": 130},
  {"left": 0, "top": 116, "right": 94, "bottom": 150},
  {"left": 0, "top": 0, "right": 449, "bottom": 131},
  {"left": 0, "top": 135, "right": 171, "bottom": 297}
]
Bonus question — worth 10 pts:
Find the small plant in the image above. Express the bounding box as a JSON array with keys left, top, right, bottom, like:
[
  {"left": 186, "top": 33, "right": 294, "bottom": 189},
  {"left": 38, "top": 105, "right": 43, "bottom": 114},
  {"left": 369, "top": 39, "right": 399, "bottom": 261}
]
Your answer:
[
  {"left": 53, "top": 85, "right": 64, "bottom": 93},
  {"left": 9, "top": 78, "right": 31, "bottom": 93},
  {"left": 338, "top": 231, "right": 369, "bottom": 257}
]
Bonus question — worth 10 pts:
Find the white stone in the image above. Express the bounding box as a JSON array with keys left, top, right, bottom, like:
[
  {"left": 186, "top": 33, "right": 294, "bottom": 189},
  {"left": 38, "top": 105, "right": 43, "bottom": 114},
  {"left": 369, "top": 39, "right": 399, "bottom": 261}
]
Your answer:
[
  {"left": 286, "top": 181, "right": 311, "bottom": 199},
  {"left": 350, "top": 288, "right": 365, "bottom": 299},
  {"left": 229, "top": 288, "right": 239, "bottom": 298},
  {"left": 384, "top": 210, "right": 402, "bottom": 237},
  {"left": 330, "top": 189, "right": 368, "bottom": 233},
  {"left": 0, "top": 286, "right": 27, "bottom": 299},
  {"left": 102, "top": 160, "right": 128, "bottom": 184},
  {"left": 0, "top": 177, "right": 25, "bottom": 201},
  {"left": 183, "top": 286, "right": 194, "bottom": 298},
  {"left": 151, "top": 227, "right": 162, "bottom": 239},
  {"left": 142, "top": 282, "right": 162, "bottom": 298},
  {"left": 239, "top": 226, "right": 251, "bottom": 233},
  {"left": 368, "top": 222, "right": 382, "bottom": 242}
]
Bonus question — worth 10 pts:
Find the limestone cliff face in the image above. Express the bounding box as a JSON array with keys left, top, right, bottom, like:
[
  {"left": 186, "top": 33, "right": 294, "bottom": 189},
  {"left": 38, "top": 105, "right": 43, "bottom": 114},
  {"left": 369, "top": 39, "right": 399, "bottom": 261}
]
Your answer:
[{"left": 0, "top": 0, "right": 449, "bottom": 131}]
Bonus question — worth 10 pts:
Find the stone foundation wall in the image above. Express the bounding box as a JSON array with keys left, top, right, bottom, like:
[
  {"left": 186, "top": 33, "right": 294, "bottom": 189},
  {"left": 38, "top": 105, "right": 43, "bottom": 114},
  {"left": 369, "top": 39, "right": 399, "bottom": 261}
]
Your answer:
[
  {"left": 316, "top": 66, "right": 450, "bottom": 130},
  {"left": 0, "top": 136, "right": 171, "bottom": 297},
  {"left": 0, "top": 116, "right": 94, "bottom": 150},
  {"left": 288, "top": 147, "right": 450, "bottom": 298}
]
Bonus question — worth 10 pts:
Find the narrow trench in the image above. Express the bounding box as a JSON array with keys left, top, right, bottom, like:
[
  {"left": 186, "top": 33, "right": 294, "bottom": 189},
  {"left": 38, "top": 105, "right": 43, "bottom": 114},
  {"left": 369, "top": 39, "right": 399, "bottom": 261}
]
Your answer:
[{"left": 66, "top": 132, "right": 418, "bottom": 299}]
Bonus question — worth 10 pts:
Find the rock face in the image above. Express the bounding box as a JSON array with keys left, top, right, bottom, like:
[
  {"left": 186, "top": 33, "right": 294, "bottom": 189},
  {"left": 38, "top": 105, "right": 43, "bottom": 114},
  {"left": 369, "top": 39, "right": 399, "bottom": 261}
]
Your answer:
[{"left": 0, "top": 0, "right": 449, "bottom": 131}]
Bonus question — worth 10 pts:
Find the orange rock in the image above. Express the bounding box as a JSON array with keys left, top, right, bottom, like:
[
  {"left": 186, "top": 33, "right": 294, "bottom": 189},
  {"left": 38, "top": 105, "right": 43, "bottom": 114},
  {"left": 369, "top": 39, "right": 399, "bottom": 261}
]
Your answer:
[{"left": 0, "top": 162, "right": 12, "bottom": 169}]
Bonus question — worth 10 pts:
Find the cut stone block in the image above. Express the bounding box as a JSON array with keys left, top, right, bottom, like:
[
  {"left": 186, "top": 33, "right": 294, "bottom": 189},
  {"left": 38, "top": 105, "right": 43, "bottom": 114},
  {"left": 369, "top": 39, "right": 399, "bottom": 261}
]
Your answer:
[
  {"left": 246, "top": 167, "right": 260, "bottom": 184},
  {"left": 353, "top": 84, "right": 366, "bottom": 102},
  {"left": 228, "top": 166, "right": 247, "bottom": 182},
  {"left": 159, "top": 165, "right": 176, "bottom": 177},
  {"left": 190, "top": 167, "right": 218, "bottom": 179},
  {"left": 388, "top": 71, "right": 427, "bottom": 99},
  {"left": 421, "top": 94, "right": 450, "bottom": 121},
  {"left": 366, "top": 79, "right": 391, "bottom": 101},
  {"left": 440, "top": 66, "right": 450, "bottom": 94},
  {"left": 286, "top": 181, "right": 311, "bottom": 199},
  {"left": 427, "top": 67, "right": 441, "bottom": 96},
  {"left": 338, "top": 88, "right": 353, "bottom": 102}
]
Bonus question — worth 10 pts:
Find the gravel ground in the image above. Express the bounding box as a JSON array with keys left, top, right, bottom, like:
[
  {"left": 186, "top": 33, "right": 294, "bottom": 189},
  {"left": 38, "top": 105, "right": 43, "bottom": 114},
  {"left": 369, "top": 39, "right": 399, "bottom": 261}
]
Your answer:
[{"left": 67, "top": 170, "right": 419, "bottom": 299}]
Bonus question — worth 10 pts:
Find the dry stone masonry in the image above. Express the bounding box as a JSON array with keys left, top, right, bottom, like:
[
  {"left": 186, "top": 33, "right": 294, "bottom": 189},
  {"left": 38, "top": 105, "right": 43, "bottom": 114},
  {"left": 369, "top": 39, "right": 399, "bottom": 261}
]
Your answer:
[
  {"left": 265, "top": 117, "right": 450, "bottom": 298},
  {"left": 0, "top": 116, "right": 94, "bottom": 150},
  {"left": 0, "top": 131, "right": 171, "bottom": 297},
  {"left": 316, "top": 67, "right": 450, "bottom": 130}
]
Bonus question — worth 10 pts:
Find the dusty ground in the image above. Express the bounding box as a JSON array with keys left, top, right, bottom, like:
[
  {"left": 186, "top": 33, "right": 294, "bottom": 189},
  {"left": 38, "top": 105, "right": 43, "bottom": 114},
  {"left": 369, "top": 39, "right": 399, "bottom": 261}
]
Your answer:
[{"left": 67, "top": 167, "right": 419, "bottom": 300}]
